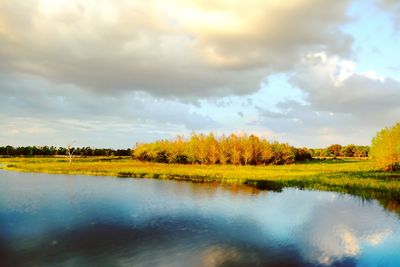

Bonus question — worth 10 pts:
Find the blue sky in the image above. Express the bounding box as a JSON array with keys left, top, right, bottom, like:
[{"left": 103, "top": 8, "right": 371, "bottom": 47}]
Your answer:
[{"left": 0, "top": 0, "right": 399, "bottom": 148}]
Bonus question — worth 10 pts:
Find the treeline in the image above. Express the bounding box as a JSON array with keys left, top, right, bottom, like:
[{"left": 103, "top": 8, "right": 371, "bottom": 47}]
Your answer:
[
  {"left": 133, "top": 133, "right": 312, "bottom": 165},
  {"left": 0, "top": 146, "right": 131, "bottom": 157},
  {"left": 309, "top": 144, "right": 369, "bottom": 158}
]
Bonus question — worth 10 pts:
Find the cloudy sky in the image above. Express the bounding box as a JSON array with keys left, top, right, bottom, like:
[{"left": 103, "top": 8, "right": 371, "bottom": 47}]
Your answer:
[{"left": 1, "top": 0, "right": 399, "bottom": 148}]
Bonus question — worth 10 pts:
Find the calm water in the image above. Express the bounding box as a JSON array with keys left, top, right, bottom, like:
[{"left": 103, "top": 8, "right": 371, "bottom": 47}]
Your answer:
[{"left": 0, "top": 170, "right": 400, "bottom": 267}]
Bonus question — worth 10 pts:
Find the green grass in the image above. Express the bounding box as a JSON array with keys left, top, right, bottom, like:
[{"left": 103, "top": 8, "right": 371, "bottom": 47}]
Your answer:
[{"left": 1, "top": 157, "right": 400, "bottom": 214}]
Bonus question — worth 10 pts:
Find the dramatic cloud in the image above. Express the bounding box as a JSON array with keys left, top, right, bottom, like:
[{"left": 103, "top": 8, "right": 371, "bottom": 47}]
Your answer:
[
  {"left": 289, "top": 52, "right": 400, "bottom": 125},
  {"left": 252, "top": 52, "right": 400, "bottom": 146},
  {"left": 0, "top": 73, "right": 218, "bottom": 147},
  {"left": 0, "top": 0, "right": 398, "bottom": 147},
  {"left": 0, "top": 0, "right": 352, "bottom": 98},
  {"left": 0, "top": 73, "right": 217, "bottom": 128}
]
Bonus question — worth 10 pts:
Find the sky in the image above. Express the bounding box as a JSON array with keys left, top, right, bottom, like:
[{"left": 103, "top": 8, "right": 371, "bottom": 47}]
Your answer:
[{"left": 0, "top": 0, "right": 399, "bottom": 148}]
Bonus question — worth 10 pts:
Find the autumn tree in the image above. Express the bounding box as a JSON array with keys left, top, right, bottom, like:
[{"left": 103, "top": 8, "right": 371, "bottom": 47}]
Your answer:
[
  {"left": 242, "top": 134, "right": 254, "bottom": 165},
  {"left": 131, "top": 132, "right": 311, "bottom": 166},
  {"left": 218, "top": 134, "right": 230, "bottom": 164},
  {"left": 326, "top": 144, "right": 342, "bottom": 157},
  {"left": 370, "top": 122, "right": 400, "bottom": 171},
  {"left": 250, "top": 135, "right": 261, "bottom": 164},
  {"left": 229, "top": 134, "right": 242, "bottom": 165},
  {"left": 206, "top": 133, "right": 219, "bottom": 165},
  {"left": 341, "top": 144, "right": 356, "bottom": 157},
  {"left": 260, "top": 140, "right": 274, "bottom": 164}
]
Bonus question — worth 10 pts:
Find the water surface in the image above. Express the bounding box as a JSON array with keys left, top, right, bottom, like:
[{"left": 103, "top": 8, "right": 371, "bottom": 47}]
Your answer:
[{"left": 0, "top": 170, "right": 400, "bottom": 266}]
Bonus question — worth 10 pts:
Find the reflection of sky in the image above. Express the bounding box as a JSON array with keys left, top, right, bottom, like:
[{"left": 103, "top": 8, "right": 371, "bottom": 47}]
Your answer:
[{"left": 1, "top": 170, "right": 400, "bottom": 266}]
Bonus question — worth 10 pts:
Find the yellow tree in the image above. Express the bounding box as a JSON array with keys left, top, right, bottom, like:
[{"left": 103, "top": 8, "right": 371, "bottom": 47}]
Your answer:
[
  {"left": 370, "top": 122, "right": 400, "bottom": 171},
  {"left": 197, "top": 133, "right": 208, "bottom": 164},
  {"left": 186, "top": 132, "right": 199, "bottom": 163},
  {"left": 206, "top": 133, "right": 219, "bottom": 165},
  {"left": 282, "top": 143, "right": 295, "bottom": 164},
  {"left": 250, "top": 134, "right": 261, "bottom": 165},
  {"left": 242, "top": 134, "right": 254, "bottom": 165},
  {"left": 260, "top": 140, "right": 274, "bottom": 164},
  {"left": 229, "top": 134, "right": 242, "bottom": 165},
  {"left": 218, "top": 134, "right": 230, "bottom": 164},
  {"left": 169, "top": 135, "right": 186, "bottom": 163}
]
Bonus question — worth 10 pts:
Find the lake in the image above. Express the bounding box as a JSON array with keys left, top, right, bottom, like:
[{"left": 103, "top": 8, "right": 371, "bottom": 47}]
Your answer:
[{"left": 0, "top": 170, "right": 399, "bottom": 267}]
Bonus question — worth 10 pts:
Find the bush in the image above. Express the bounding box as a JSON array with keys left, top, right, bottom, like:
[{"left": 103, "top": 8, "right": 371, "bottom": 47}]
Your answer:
[{"left": 370, "top": 122, "right": 400, "bottom": 171}]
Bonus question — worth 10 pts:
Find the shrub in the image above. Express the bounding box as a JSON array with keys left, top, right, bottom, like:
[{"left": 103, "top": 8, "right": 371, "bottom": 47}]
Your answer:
[{"left": 370, "top": 122, "right": 400, "bottom": 171}]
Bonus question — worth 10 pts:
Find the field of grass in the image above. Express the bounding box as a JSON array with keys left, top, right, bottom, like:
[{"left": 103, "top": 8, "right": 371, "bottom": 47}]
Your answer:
[{"left": 1, "top": 157, "right": 400, "bottom": 213}]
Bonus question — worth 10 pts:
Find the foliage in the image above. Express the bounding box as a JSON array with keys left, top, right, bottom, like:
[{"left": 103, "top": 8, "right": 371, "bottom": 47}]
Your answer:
[
  {"left": 0, "top": 146, "right": 131, "bottom": 157},
  {"left": 133, "top": 133, "right": 311, "bottom": 165},
  {"left": 309, "top": 144, "right": 369, "bottom": 158},
  {"left": 370, "top": 122, "right": 400, "bottom": 171}
]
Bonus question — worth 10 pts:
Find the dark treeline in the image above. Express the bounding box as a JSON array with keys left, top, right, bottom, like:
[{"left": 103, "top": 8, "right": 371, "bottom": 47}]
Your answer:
[
  {"left": 0, "top": 139, "right": 369, "bottom": 165},
  {"left": 309, "top": 144, "right": 369, "bottom": 158},
  {"left": 0, "top": 146, "right": 131, "bottom": 157},
  {"left": 133, "top": 133, "right": 312, "bottom": 165}
]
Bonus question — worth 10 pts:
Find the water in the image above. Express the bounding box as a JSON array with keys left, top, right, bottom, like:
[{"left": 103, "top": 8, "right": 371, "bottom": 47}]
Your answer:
[{"left": 0, "top": 170, "right": 399, "bottom": 267}]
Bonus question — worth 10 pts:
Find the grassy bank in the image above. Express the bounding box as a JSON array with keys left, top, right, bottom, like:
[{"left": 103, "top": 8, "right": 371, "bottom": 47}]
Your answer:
[{"left": 1, "top": 157, "right": 400, "bottom": 212}]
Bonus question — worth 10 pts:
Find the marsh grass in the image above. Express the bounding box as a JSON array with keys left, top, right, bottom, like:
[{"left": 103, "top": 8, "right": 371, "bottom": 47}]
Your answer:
[{"left": 1, "top": 157, "right": 399, "bottom": 213}]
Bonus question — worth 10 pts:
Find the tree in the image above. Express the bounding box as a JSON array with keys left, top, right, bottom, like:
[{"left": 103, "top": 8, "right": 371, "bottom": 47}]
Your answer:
[
  {"left": 250, "top": 135, "right": 261, "bottom": 165},
  {"left": 260, "top": 140, "right": 274, "bottom": 164},
  {"left": 354, "top": 146, "right": 369, "bottom": 158},
  {"left": 169, "top": 135, "right": 188, "bottom": 164},
  {"left": 242, "top": 134, "right": 254, "bottom": 165},
  {"left": 370, "top": 122, "right": 400, "bottom": 171},
  {"left": 187, "top": 132, "right": 199, "bottom": 163},
  {"left": 66, "top": 142, "right": 77, "bottom": 163},
  {"left": 229, "top": 134, "right": 242, "bottom": 165},
  {"left": 282, "top": 144, "right": 295, "bottom": 164},
  {"left": 206, "top": 133, "right": 219, "bottom": 165},
  {"left": 326, "top": 144, "right": 342, "bottom": 158},
  {"left": 197, "top": 134, "right": 208, "bottom": 164},
  {"left": 218, "top": 135, "right": 230, "bottom": 164},
  {"left": 342, "top": 144, "right": 356, "bottom": 157},
  {"left": 130, "top": 132, "right": 313, "bottom": 166}
]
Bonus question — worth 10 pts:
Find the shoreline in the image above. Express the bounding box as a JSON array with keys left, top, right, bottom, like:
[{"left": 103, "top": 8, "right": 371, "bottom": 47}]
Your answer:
[{"left": 1, "top": 157, "right": 399, "bottom": 209}]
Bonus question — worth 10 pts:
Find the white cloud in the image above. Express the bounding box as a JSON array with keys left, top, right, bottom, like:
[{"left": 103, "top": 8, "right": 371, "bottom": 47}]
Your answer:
[
  {"left": 290, "top": 52, "right": 400, "bottom": 121},
  {"left": 251, "top": 52, "right": 400, "bottom": 146},
  {"left": 0, "top": 0, "right": 352, "bottom": 98}
]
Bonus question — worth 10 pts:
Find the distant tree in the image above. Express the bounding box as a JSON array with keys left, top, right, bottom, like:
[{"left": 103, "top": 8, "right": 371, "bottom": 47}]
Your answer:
[
  {"left": 187, "top": 133, "right": 199, "bottom": 163},
  {"left": 206, "top": 133, "right": 219, "bottom": 165},
  {"left": 242, "top": 134, "right": 254, "bottom": 165},
  {"left": 133, "top": 143, "right": 153, "bottom": 161},
  {"left": 294, "top": 148, "right": 312, "bottom": 161},
  {"left": 260, "top": 140, "right": 274, "bottom": 164},
  {"left": 129, "top": 133, "right": 314, "bottom": 165},
  {"left": 169, "top": 135, "right": 187, "bottom": 164},
  {"left": 250, "top": 135, "right": 261, "bottom": 165},
  {"left": 342, "top": 144, "right": 356, "bottom": 157},
  {"left": 327, "top": 144, "right": 342, "bottom": 158},
  {"left": 197, "top": 134, "right": 208, "bottom": 164},
  {"left": 370, "top": 122, "right": 400, "bottom": 171},
  {"left": 229, "top": 134, "right": 242, "bottom": 165},
  {"left": 354, "top": 146, "right": 369, "bottom": 157},
  {"left": 282, "top": 144, "right": 295, "bottom": 164},
  {"left": 0, "top": 145, "right": 130, "bottom": 157},
  {"left": 66, "top": 142, "right": 77, "bottom": 163},
  {"left": 218, "top": 135, "right": 230, "bottom": 165}
]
